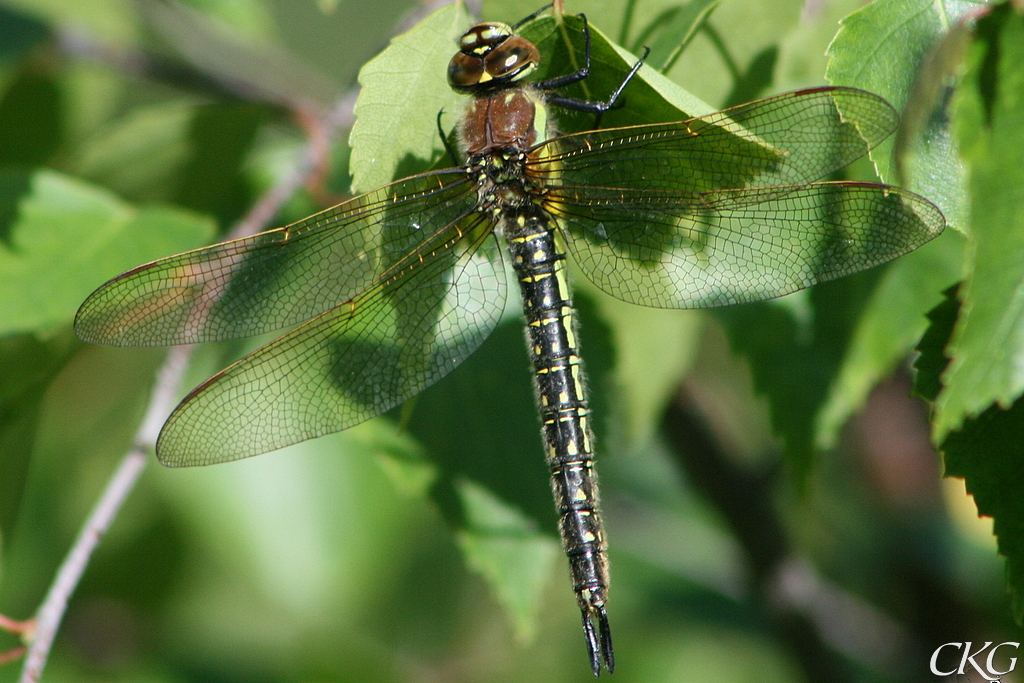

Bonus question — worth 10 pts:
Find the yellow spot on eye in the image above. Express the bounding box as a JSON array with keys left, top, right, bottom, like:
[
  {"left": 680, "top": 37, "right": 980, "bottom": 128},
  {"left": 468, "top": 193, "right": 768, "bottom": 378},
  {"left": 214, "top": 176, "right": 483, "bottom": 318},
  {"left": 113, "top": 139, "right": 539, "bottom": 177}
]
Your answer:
[{"left": 479, "top": 72, "right": 493, "bottom": 83}]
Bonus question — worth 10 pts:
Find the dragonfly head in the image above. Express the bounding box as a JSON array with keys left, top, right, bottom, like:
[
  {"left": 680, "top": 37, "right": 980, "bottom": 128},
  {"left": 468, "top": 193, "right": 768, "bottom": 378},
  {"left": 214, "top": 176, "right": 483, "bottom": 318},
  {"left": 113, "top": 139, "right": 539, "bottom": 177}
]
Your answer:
[{"left": 448, "top": 22, "right": 540, "bottom": 93}]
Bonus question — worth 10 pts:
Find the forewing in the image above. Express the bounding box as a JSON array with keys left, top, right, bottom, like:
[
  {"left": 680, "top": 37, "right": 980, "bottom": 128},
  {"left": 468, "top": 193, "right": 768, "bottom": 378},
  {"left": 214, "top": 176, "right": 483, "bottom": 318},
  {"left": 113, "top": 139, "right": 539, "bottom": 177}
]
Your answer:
[
  {"left": 530, "top": 87, "right": 898, "bottom": 196},
  {"left": 156, "top": 215, "right": 506, "bottom": 465},
  {"left": 75, "top": 169, "right": 475, "bottom": 346},
  {"left": 551, "top": 182, "right": 944, "bottom": 308}
]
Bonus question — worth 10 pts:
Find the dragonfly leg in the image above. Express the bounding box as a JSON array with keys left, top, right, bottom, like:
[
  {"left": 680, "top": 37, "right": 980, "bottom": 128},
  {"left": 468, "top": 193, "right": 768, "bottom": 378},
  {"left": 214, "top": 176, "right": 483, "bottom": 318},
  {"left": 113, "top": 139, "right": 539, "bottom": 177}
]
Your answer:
[
  {"left": 544, "top": 44, "right": 649, "bottom": 116},
  {"left": 534, "top": 14, "right": 595, "bottom": 92},
  {"left": 512, "top": 3, "right": 555, "bottom": 30},
  {"left": 537, "top": 13, "right": 649, "bottom": 122},
  {"left": 435, "top": 109, "right": 461, "bottom": 165}
]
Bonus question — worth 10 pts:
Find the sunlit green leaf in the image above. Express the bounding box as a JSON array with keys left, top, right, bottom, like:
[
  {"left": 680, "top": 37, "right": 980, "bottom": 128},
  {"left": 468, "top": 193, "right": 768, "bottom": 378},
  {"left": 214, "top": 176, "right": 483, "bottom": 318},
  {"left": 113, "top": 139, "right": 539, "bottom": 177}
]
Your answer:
[
  {"left": 0, "top": 169, "right": 214, "bottom": 336},
  {"left": 815, "top": 231, "right": 963, "bottom": 449},
  {"left": 644, "top": 0, "right": 720, "bottom": 73},
  {"left": 935, "top": 4, "right": 1024, "bottom": 439},
  {"left": 826, "top": 0, "right": 975, "bottom": 230},
  {"left": 350, "top": 3, "right": 470, "bottom": 192},
  {"left": 455, "top": 479, "right": 560, "bottom": 643}
]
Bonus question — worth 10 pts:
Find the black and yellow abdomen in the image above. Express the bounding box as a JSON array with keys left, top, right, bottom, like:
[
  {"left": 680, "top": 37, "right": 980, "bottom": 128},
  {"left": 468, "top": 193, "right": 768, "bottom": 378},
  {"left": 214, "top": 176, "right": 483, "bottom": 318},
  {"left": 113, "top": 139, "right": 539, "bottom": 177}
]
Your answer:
[
  {"left": 504, "top": 206, "right": 612, "bottom": 669},
  {"left": 452, "top": 15, "right": 617, "bottom": 667}
]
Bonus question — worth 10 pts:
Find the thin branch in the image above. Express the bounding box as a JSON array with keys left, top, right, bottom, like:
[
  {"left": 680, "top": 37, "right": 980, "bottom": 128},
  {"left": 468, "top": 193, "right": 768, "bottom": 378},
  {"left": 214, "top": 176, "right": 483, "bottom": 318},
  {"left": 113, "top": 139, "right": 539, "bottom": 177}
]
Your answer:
[
  {"left": 17, "top": 82, "right": 357, "bottom": 683},
  {"left": 0, "top": 614, "right": 33, "bottom": 666},
  {"left": 19, "top": 0, "right": 446, "bottom": 675},
  {"left": 0, "top": 614, "right": 33, "bottom": 635},
  {"left": 18, "top": 447, "right": 148, "bottom": 683}
]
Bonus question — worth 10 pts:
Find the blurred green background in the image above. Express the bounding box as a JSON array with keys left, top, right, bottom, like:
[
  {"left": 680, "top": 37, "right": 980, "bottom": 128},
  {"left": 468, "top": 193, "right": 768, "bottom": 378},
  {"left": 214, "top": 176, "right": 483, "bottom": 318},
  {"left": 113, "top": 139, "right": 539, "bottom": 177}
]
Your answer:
[{"left": 0, "top": 0, "right": 1018, "bottom": 681}]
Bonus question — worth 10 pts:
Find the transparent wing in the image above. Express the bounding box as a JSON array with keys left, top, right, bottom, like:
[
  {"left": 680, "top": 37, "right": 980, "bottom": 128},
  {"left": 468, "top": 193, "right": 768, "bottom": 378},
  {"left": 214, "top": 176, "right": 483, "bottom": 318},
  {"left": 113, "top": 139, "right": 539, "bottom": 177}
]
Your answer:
[
  {"left": 551, "top": 182, "right": 944, "bottom": 308},
  {"left": 75, "top": 169, "right": 476, "bottom": 346},
  {"left": 530, "top": 87, "right": 899, "bottom": 196},
  {"left": 529, "top": 86, "right": 944, "bottom": 307},
  {"left": 156, "top": 215, "right": 507, "bottom": 465}
]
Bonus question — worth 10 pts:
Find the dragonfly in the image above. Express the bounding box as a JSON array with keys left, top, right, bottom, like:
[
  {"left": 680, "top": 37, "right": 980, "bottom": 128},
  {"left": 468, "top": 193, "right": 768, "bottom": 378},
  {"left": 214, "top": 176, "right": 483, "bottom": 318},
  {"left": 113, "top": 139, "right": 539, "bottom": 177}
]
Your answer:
[{"left": 75, "top": 7, "right": 945, "bottom": 676}]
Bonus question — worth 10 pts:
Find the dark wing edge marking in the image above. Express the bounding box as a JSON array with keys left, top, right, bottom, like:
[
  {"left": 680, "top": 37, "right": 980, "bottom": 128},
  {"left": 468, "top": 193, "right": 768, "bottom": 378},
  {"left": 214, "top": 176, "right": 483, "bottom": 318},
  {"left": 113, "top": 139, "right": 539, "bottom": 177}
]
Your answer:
[
  {"left": 156, "top": 214, "right": 506, "bottom": 466},
  {"left": 74, "top": 169, "right": 474, "bottom": 347}
]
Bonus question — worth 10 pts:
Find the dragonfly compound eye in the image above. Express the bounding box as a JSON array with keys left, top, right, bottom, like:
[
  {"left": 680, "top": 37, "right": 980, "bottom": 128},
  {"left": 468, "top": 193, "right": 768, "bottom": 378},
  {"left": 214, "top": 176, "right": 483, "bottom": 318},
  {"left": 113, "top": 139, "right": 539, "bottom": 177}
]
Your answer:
[
  {"left": 483, "top": 36, "right": 540, "bottom": 83},
  {"left": 459, "top": 22, "right": 514, "bottom": 53},
  {"left": 448, "top": 51, "right": 485, "bottom": 90},
  {"left": 449, "top": 23, "right": 539, "bottom": 91}
]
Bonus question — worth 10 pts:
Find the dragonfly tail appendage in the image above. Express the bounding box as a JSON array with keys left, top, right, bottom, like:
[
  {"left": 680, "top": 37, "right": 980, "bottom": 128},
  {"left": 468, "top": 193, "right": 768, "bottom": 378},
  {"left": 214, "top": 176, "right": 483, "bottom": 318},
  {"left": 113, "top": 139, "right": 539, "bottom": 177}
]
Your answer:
[{"left": 581, "top": 601, "right": 614, "bottom": 676}]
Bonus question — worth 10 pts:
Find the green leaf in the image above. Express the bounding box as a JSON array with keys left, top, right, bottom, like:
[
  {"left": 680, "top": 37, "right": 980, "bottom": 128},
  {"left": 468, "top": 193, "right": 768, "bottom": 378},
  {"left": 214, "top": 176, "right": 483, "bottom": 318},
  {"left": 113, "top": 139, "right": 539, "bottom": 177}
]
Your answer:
[
  {"left": 815, "top": 231, "right": 963, "bottom": 449},
  {"left": 589, "top": 292, "right": 703, "bottom": 448},
  {"left": 454, "top": 479, "right": 560, "bottom": 643},
  {"left": 943, "top": 397, "right": 1024, "bottom": 623},
  {"left": 716, "top": 267, "right": 895, "bottom": 479},
  {"left": 403, "top": 303, "right": 617, "bottom": 639},
  {"left": 644, "top": 0, "right": 721, "bottom": 73},
  {"left": 919, "top": 2, "right": 1024, "bottom": 627},
  {"left": 73, "top": 102, "right": 271, "bottom": 226},
  {"left": 825, "top": 0, "right": 975, "bottom": 230},
  {"left": 349, "top": 3, "right": 470, "bottom": 192},
  {"left": 659, "top": 0, "right": 804, "bottom": 107},
  {"left": 406, "top": 320, "right": 557, "bottom": 528},
  {"left": 518, "top": 15, "right": 715, "bottom": 131},
  {"left": 935, "top": 3, "right": 1024, "bottom": 439},
  {"left": 712, "top": 294, "right": 828, "bottom": 480},
  {"left": 350, "top": 6, "right": 718, "bottom": 197},
  {"left": 0, "top": 169, "right": 215, "bottom": 336},
  {"left": 1, "top": 0, "right": 139, "bottom": 43},
  {"left": 0, "top": 67, "right": 63, "bottom": 167},
  {"left": 176, "top": 103, "right": 272, "bottom": 226},
  {"left": 70, "top": 103, "right": 195, "bottom": 202},
  {"left": 0, "top": 333, "right": 78, "bottom": 554},
  {"left": 0, "top": 6, "right": 47, "bottom": 60}
]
